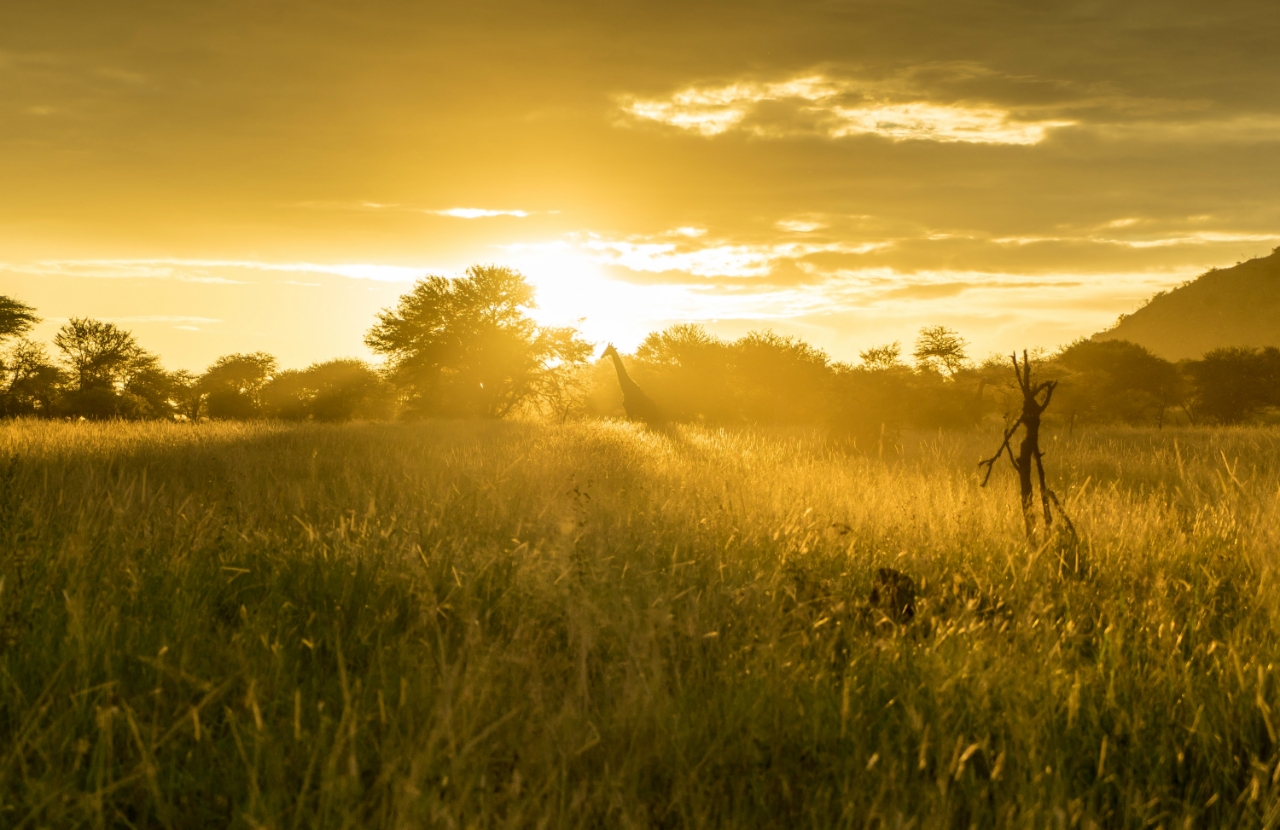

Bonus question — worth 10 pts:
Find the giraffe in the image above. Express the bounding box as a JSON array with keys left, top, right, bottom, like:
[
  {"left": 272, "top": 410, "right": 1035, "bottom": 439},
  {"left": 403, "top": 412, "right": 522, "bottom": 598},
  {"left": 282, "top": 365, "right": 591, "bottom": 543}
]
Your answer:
[{"left": 602, "top": 343, "right": 664, "bottom": 424}]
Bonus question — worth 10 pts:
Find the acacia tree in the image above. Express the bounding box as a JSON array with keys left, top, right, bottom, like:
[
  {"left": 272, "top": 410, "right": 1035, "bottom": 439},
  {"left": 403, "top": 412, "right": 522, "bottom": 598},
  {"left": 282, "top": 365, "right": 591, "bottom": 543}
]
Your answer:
[
  {"left": 52, "top": 318, "right": 173, "bottom": 418},
  {"left": 1053, "top": 338, "right": 1183, "bottom": 428},
  {"left": 366, "top": 265, "right": 591, "bottom": 418},
  {"left": 123, "top": 353, "right": 183, "bottom": 419},
  {"left": 169, "top": 370, "right": 206, "bottom": 420},
  {"left": 1, "top": 339, "right": 62, "bottom": 416},
  {"left": 0, "top": 296, "right": 38, "bottom": 340},
  {"left": 859, "top": 342, "right": 903, "bottom": 371},
  {"left": 632, "top": 324, "right": 737, "bottom": 422},
  {"left": 53, "top": 318, "right": 143, "bottom": 391},
  {"left": 1188, "top": 347, "right": 1277, "bottom": 424},
  {"left": 913, "top": 326, "right": 969, "bottom": 377},
  {"left": 260, "top": 359, "right": 394, "bottom": 422},
  {"left": 0, "top": 296, "right": 60, "bottom": 416},
  {"left": 201, "top": 352, "right": 278, "bottom": 419},
  {"left": 732, "top": 330, "right": 832, "bottom": 423}
]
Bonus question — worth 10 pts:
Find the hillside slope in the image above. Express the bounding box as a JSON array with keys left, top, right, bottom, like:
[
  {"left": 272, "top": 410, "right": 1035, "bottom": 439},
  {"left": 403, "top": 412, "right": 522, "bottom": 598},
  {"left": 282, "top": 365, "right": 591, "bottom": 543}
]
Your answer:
[{"left": 1095, "top": 248, "right": 1280, "bottom": 360}]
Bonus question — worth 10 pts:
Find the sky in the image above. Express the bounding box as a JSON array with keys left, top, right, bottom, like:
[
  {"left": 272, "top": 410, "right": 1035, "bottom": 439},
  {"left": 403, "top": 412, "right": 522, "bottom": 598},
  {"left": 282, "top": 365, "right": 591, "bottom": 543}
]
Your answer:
[{"left": 2, "top": 0, "right": 1279, "bottom": 370}]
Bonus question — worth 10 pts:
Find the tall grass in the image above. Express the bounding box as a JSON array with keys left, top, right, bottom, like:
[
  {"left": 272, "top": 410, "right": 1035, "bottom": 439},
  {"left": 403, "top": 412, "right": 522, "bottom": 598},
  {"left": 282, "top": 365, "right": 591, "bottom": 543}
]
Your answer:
[{"left": 1, "top": 419, "right": 1279, "bottom": 827}]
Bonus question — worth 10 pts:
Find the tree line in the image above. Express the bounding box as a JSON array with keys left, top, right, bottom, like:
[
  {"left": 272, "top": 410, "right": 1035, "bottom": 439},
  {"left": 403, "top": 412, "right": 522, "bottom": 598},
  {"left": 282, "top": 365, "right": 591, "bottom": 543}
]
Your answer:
[
  {"left": 3, "top": 266, "right": 1278, "bottom": 430},
  {"left": 0, "top": 300, "right": 394, "bottom": 422}
]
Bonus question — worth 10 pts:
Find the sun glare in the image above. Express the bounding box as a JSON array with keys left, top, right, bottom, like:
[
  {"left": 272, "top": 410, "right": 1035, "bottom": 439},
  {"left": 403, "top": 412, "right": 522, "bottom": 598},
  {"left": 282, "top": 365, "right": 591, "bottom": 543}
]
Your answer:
[{"left": 498, "top": 243, "right": 661, "bottom": 350}]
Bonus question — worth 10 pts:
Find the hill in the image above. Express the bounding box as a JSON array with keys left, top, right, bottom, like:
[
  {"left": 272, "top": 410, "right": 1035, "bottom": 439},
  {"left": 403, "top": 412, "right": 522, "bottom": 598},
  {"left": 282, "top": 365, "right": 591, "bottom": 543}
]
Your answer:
[{"left": 1095, "top": 247, "right": 1280, "bottom": 360}]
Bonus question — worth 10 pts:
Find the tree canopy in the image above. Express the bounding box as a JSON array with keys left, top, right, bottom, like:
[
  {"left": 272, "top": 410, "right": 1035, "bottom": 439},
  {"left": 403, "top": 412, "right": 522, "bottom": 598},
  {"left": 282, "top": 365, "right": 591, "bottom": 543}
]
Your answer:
[
  {"left": 49, "top": 319, "right": 177, "bottom": 418},
  {"left": 859, "top": 342, "right": 904, "bottom": 371},
  {"left": 1188, "top": 347, "right": 1280, "bottom": 424},
  {"left": 912, "top": 326, "right": 969, "bottom": 377},
  {"left": 633, "top": 324, "right": 736, "bottom": 422},
  {"left": 0, "top": 296, "right": 38, "bottom": 340},
  {"left": 53, "top": 318, "right": 145, "bottom": 392},
  {"left": 1054, "top": 338, "right": 1182, "bottom": 425},
  {"left": 202, "top": 352, "right": 278, "bottom": 419},
  {"left": 261, "top": 359, "right": 393, "bottom": 422},
  {"left": 366, "top": 265, "right": 591, "bottom": 418}
]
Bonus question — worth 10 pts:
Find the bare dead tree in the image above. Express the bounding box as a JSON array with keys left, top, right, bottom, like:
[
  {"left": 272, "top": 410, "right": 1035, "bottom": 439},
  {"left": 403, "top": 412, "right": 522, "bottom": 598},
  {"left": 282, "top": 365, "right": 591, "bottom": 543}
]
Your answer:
[{"left": 979, "top": 350, "right": 1076, "bottom": 543}]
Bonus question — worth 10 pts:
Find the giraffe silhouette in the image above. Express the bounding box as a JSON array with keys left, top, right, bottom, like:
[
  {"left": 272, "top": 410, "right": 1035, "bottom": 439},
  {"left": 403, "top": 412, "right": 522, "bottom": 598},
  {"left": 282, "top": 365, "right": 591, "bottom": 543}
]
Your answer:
[{"left": 602, "top": 344, "right": 664, "bottom": 424}]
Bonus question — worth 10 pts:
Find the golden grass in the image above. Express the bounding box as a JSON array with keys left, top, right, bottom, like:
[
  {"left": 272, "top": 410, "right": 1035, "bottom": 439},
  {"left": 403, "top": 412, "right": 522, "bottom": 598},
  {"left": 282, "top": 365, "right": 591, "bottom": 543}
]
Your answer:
[{"left": 1, "top": 419, "right": 1279, "bottom": 827}]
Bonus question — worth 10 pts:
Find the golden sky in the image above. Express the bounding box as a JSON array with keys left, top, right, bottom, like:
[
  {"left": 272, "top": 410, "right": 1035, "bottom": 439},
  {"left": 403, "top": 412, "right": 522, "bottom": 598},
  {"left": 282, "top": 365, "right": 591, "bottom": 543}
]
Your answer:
[{"left": 3, "top": 1, "right": 1279, "bottom": 369}]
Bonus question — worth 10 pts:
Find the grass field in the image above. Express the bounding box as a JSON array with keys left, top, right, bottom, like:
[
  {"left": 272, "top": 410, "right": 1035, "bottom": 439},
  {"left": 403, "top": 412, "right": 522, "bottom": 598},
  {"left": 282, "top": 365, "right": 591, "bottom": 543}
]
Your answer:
[{"left": 2, "top": 419, "right": 1280, "bottom": 828}]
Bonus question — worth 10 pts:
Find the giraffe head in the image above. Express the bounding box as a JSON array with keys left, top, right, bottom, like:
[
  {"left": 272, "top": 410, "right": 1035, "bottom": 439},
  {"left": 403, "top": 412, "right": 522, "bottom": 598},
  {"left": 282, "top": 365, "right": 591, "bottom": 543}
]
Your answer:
[{"left": 602, "top": 343, "right": 619, "bottom": 359}]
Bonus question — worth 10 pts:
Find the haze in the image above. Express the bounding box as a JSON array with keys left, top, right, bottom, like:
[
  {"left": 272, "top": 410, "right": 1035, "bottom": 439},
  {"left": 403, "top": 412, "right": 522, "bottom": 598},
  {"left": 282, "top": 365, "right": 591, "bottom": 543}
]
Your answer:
[{"left": 3, "top": 0, "right": 1279, "bottom": 369}]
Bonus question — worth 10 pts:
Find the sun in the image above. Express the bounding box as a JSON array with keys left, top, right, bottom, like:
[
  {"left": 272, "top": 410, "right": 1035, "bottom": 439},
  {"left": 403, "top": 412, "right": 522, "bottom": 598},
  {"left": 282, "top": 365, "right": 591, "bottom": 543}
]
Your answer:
[{"left": 497, "top": 241, "right": 671, "bottom": 353}]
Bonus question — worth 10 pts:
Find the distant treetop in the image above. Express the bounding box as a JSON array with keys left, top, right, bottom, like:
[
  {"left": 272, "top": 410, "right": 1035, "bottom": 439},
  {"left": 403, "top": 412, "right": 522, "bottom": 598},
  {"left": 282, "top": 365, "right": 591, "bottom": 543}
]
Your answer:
[{"left": 0, "top": 296, "right": 39, "bottom": 340}]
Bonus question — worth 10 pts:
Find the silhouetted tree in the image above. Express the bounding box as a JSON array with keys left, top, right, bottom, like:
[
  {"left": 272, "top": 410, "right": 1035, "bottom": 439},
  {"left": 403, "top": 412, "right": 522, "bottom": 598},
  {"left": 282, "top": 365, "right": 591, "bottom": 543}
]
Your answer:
[
  {"left": 54, "top": 318, "right": 143, "bottom": 392},
  {"left": 632, "top": 324, "right": 736, "bottom": 421},
  {"left": 980, "top": 351, "right": 1072, "bottom": 544},
  {"left": 0, "top": 296, "right": 38, "bottom": 340},
  {"left": 829, "top": 362, "right": 914, "bottom": 453},
  {"left": 261, "top": 370, "right": 310, "bottom": 420},
  {"left": 1188, "top": 347, "right": 1276, "bottom": 424},
  {"left": 831, "top": 355, "right": 983, "bottom": 445},
  {"left": 122, "top": 354, "right": 185, "bottom": 419},
  {"left": 1, "top": 339, "right": 62, "bottom": 417},
  {"left": 1053, "top": 339, "right": 1182, "bottom": 427},
  {"left": 366, "top": 266, "right": 590, "bottom": 418},
  {"left": 913, "top": 365, "right": 987, "bottom": 429},
  {"left": 303, "top": 360, "right": 386, "bottom": 421},
  {"left": 733, "top": 331, "right": 831, "bottom": 423},
  {"left": 169, "top": 370, "right": 206, "bottom": 420},
  {"left": 0, "top": 296, "right": 55, "bottom": 416},
  {"left": 261, "top": 359, "right": 393, "bottom": 421},
  {"left": 52, "top": 318, "right": 164, "bottom": 419},
  {"left": 619, "top": 327, "right": 835, "bottom": 425},
  {"left": 202, "top": 352, "right": 278, "bottom": 419},
  {"left": 859, "top": 342, "right": 904, "bottom": 370},
  {"left": 913, "top": 326, "right": 969, "bottom": 377}
]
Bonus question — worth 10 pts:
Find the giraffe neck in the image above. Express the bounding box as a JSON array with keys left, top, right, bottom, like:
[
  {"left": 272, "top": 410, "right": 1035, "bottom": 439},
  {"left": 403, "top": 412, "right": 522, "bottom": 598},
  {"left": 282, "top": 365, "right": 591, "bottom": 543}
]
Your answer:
[{"left": 609, "top": 352, "right": 641, "bottom": 394}]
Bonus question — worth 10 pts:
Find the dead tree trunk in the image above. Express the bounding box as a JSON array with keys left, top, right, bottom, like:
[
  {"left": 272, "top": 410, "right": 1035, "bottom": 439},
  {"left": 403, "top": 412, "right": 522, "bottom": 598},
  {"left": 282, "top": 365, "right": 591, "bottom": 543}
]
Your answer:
[{"left": 980, "top": 351, "right": 1075, "bottom": 543}]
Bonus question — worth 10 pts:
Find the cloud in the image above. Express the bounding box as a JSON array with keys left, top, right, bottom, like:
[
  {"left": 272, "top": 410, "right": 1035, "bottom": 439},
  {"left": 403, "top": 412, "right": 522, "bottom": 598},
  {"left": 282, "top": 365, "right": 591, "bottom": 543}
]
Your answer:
[
  {"left": 293, "top": 202, "right": 535, "bottom": 218},
  {"left": 105, "top": 315, "right": 222, "bottom": 323},
  {"left": 3, "top": 261, "right": 251, "bottom": 283},
  {"left": 621, "top": 73, "right": 1074, "bottom": 144},
  {"left": 523, "top": 221, "right": 1275, "bottom": 291},
  {"left": 556, "top": 267, "right": 1170, "bottom": 335},
  {"left": 776, "top": 219, "right": 826, "bottom": 233},
  {"left": 37, "top": 314, "right": 221, "bottom": 333},
  {"left": 1104, "top": 232, "right": 1280, "bottom": 249},
  {"left": 8, "top": 258, "right": 433, "bottom": 283},
  {"left": 505, "top": 232, "right": 891, "bottom": 281},
  {"left": 988, "top": 231, "right": 1280, "bottom": 249},
  {"left": 433, "top": 207, "right": 530, "bottom": 219}
]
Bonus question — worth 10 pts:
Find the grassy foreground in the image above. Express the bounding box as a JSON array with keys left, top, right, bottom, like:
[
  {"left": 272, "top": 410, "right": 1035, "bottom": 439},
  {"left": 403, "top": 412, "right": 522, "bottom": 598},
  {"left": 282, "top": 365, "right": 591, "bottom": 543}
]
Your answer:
[{"left": 1, "top": 420, "right": 1279, "bottom": 828}]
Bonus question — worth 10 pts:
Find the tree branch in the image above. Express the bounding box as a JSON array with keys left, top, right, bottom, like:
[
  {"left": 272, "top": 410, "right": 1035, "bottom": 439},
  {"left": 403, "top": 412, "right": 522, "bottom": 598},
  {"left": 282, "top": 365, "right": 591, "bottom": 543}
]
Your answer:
[
  {"left": 979, "top": 415, "right": 1023, "bottom": 486},
  {"left": 1010, "top": 352, "right": 1025, "bottom": 395},
  {"left": 1045, "top": 486, "right": 1078, "bottom": 543},
  {"left": 1038, "top": 379, "right": 1057, "bottom": 411}
]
